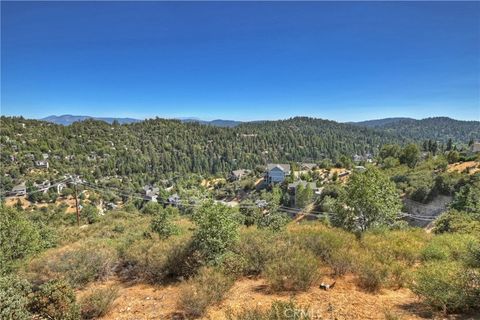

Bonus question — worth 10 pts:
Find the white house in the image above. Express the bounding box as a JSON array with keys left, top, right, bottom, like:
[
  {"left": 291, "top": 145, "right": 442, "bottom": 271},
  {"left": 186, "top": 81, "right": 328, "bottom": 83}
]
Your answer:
[
  {"left": 8, "top": 182, "right": 27, "bottom": 197},
  {"left": 34, "top": 160, "right": 49, "bottom": 169},
  {"left": 265, "top": 163, "right": 291, "bottom": 184},
  {"left": 142, "top": 185, "right": 159, "bottom": 202}
]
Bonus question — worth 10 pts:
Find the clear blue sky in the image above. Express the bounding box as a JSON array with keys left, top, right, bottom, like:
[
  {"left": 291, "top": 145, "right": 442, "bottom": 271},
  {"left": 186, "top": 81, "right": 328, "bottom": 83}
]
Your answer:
[{"left": 1, "top": 1, "right": 479, "bottom": 122}]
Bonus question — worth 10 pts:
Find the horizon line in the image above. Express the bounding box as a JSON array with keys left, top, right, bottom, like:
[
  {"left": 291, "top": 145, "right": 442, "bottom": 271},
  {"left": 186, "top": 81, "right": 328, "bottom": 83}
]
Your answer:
[{"left": 2, "top": 113, "right": 479, "bottom": 123}]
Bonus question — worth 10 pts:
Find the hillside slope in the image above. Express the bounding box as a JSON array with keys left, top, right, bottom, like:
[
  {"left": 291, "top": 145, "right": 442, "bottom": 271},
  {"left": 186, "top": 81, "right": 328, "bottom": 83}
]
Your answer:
[{"left": 355, "top": 117, "right": 479, "bottom": 143}]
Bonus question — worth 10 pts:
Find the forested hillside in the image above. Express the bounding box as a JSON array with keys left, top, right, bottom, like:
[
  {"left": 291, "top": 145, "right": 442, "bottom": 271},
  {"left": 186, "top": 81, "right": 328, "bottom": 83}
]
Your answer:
[
  {"left": 1, "top": 116, "right": 478, "bottom": 188},
  {"left": 1, "top": 117, "right": 398, "bottom": 181},
  {"left": 355, "top": 117, "right": 479, "bottom": 143}
]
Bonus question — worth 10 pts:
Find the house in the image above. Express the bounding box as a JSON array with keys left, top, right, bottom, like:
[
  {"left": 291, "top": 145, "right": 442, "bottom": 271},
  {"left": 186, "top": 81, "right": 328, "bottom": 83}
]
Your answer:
[
  {"left": 300, "top": 163, "right": 317, "bottom": 171},
  {"left": 34, "top": 180, "right": 51, "bottom": 193},
  {"left": 42, "top": 153, "right": 49, "bottom": 160},
  {"left": 8, "top": 182, "right": 27, "bottom": 197},
  {"left": 353, "top": 153, "right": 374, "bottom": 163},
  {"left": 142, "top": 185, "right": 159, "bottom": 202},
  {"left": 167, "top": 193, "right": 181, "bottom": 206},
  {"left": 106, "top": 202, "right": 118, "bottom": 210},
  {"left": 34, "top": 160, "right": 49, "bottom": 169},
  {"left": 230, "top": 169, "right": 251, "bottom": 181},
  {"left": 265, "top": 163, "right": 291, "bottom": 184},
  {"left": 471, "top": 142, "right": 480, "bottom": 153}
]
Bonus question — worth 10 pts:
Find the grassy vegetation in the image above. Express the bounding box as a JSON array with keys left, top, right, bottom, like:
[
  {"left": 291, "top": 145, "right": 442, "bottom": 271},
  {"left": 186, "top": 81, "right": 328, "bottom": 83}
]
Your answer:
[
  {"left": 178, "top": 267, "right": 234, "bottom": 318},
  {"left": 226, "top": 300, "right": 312, "bottom": 320},
  {"left": 79, "top": 286, "right": 119, "bottom": 319}
]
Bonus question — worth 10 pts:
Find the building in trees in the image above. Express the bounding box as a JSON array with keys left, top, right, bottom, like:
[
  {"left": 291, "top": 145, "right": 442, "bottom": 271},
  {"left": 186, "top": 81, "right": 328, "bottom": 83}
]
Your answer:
[{"left": 265, "top": 163, "right": 291, "bottom": 184}]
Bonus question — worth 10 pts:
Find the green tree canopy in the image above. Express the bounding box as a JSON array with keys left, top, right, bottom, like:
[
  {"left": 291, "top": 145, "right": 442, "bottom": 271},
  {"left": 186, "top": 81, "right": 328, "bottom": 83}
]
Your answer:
[
  {"left": 332, "top": 167, "right": 402, "bottom": 232},
  {"left": 192, "top": 201, "right": 239, "bottom": 264}
]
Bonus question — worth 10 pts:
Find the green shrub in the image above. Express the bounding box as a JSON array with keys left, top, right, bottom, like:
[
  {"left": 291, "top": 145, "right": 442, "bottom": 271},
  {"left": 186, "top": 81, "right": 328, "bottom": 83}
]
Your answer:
[
  {"left": 226, "top": 300, "right": 311, "bottom": 320},
  {"left": 233, "top": 229, "right": 277, "bottom": 276},
  {"left": 387, "top": 262, "right": 411, "bottom": 289},
  {"left": 288, "top": 224, "right": 358, "bottom": 275},
  {"left": 80, "top": 286, "right": 119, "bottom": 319},
  {"left": 465, "top": 240, "right": 480, "bottom": 268},
  {"left": 29, "top": 279, "right": 80, "bottom": 320},
  {"left": 178, "top": 267, "right": 234, "bottom": 318},
  {"left": 0, "top": 206, "right": 41, "bottom": 274},
  {"left": 0, "top": 275, "right": 32, "bottom": 320},
  {"left": 422, "top": 233, "right": 478, "bottom": 262},
  {"left": 355, "top": 257, "right": 388, "bottom": 292},
  {"left": 433, "top": 210, "right": 480, "bottom": 234},
  {"left": 361, "top": 229, "right": 429, "bottom": 266},
  {"left": 289, "top": 225, "right": 355, "bottom": 262},
  {"left": 329, "top": 248, "right": 355, "bottom": 276},
  {"left": 192, "top": 201, "right": 239, "bottom": 265},
  {"left": 264, "top": 246, "right": 319, "bottom": 292},
  {"left": 27, "top": 241, "right": 116, "bottom": 288},
  {"left": 257, "top": 211, "right": 290, "bottom": 232},
  {"left": 411, "top": 261, "right": 480, "bottom": 313},
  {"left": 121, "top": 236, "right": 200, "bottom": 282},
  {"left": 150, "top": 206, "right": 180, "bottom": 239},
  {"left": 82, "top": 205, "right": 100, "bottom": 224}
]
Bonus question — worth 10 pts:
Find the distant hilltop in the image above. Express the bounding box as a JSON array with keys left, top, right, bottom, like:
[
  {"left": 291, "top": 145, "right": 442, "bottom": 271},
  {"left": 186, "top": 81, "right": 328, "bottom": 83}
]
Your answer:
[
  {"left": 41, "top": 115, "right": 242, "bottom": 127},
  {"left": 38, "top": 115, "right": 479, "bottom": 137},
  {"left": 41, "top": 115, "right": 142, "bottom": 125}
]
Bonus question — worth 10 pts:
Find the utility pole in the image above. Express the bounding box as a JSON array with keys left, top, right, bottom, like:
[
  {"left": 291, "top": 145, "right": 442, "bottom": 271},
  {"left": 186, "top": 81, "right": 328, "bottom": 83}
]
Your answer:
[{"left": 73, "top": 177, "right": 80, "bottom": 226}]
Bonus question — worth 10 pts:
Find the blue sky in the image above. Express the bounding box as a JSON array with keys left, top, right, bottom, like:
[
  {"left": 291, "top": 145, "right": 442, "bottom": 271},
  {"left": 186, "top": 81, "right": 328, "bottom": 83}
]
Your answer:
[{"left": 1, "top": 1, "right": 479, "bottom": 122}]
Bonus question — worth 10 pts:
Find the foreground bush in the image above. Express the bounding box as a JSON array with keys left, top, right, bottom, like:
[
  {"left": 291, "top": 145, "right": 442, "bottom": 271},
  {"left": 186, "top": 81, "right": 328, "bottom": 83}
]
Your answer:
[
  {"left": 0, "top": 206, "right": 42, "bottom": 274},
  {"left": 121, "top": 236, "right": 200, "bottom": 282},
  {"left": 355, "top": 257, "right": 388, "bottom": 292},
  {"left": 150, "top": 206, "right": 180, "bottom": 239},
  {"left": 421, "top": 233, "right": 478, "bottom": 262},
  {"left": 231, "top": 228, "right": 277, "bottom": 276},
  {"left": 0, "top": 275, "right": 31, "bottom": 320},
  {"left": 226, "top": 300, "right": 311, "bottom": 320},
  {"left": 433, "top": 210, "right": 480, "bottom": 234},
  {"left": 411, "top": 262, "right": 480, "bottom": 313},
  {"left": 361, "top": 229, "right": 429, "bottom": 266},
  {"left": 80, "top": 286, "right": 119, "bottom": 319},
  {"left": 288, "top": 224, "right": 357, "bottom": 276},
  {"left": 178, "top": 268, "right": 234, "bottom": 318},
  {"left": 29, "top": 279, "right": 80, "bottom": 320},
  {"left": 27, "top": 241, "right": 117, "bottom": 288},
  {"left": 264, "top": 246, "right": 319, "bottom": 292},
  {"left": 192, "top": 201, "right": 240, "bottom": 265}
]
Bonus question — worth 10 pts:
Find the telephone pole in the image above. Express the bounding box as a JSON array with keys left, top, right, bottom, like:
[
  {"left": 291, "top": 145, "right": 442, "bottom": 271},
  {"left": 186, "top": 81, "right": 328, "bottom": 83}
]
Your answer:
[{"left": 73, "top": 177, "right": 80, "bottom": 226}]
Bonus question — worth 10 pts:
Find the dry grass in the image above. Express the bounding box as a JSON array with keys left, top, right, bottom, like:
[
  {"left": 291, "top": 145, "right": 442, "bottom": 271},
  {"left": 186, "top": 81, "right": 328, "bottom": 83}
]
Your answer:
[{"left": 447, "top": 161, "right": 480, "bottom": 175}]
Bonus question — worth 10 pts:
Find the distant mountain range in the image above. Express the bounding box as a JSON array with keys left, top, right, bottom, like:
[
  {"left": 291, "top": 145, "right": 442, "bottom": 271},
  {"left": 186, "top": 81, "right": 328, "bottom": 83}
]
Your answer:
[
  {"left": 179, "top": 118, "right": 242, "bottom": 128},
  {"left": 41, "top": 115, "right": 242, "bottom": 127},
  {"left": 38, "top": 115, "right": 479, "bottom": 143},
  {"left": 41, "top": 115, "right": 142, "bottom": 125}
]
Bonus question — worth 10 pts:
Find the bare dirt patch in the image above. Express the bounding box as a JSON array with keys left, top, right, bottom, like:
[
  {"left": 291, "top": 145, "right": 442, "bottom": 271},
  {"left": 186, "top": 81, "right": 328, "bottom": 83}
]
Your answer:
[
  {"left": 95, "top": 275, "right": 441, "bottom": 320},
  {"left": 447, "top": 161, "right": 480, "bottom": 175}
]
